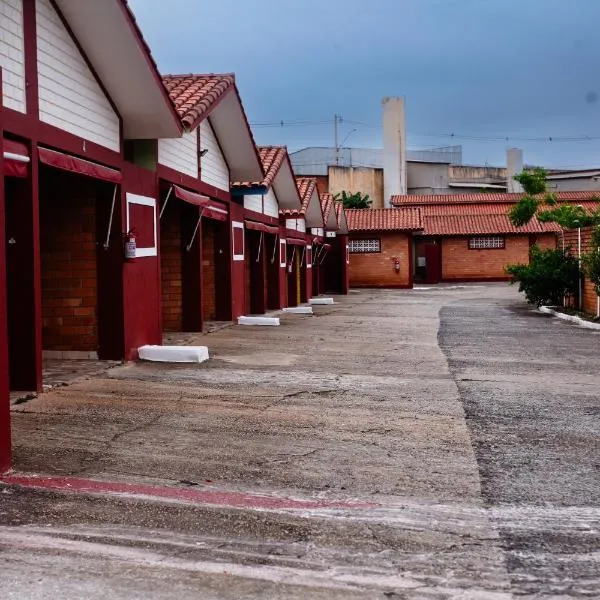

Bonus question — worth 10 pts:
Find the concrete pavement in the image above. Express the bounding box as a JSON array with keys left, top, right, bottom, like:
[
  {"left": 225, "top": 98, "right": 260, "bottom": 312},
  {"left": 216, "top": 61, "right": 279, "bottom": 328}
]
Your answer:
[{"left": 1, "top": 285, "right": 598, "bottom": 598}]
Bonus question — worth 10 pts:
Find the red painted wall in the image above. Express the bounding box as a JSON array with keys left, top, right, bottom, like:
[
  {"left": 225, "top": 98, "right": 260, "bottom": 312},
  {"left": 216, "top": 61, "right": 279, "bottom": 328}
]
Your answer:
[
  {"left": 121, "top": 163, "right": 161, "bottom": 361},
  {"left": 230, "top": 202, "right": 246, "bottom": 320},
  {"left": 0, "top": 87, "right": 12, "bottom": 473}
]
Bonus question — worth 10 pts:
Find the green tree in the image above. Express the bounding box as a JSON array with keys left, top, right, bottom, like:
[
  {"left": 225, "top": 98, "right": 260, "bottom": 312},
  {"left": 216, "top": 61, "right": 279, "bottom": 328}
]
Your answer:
[{"left": 334, "top": 191, "right": 372, "bottom": 209}]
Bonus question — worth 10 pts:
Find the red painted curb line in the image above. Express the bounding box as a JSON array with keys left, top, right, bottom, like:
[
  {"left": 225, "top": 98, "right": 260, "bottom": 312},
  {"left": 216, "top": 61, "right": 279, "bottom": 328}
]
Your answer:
[{"left": 0, "top": 474, "right": 377, "bottom": 511}]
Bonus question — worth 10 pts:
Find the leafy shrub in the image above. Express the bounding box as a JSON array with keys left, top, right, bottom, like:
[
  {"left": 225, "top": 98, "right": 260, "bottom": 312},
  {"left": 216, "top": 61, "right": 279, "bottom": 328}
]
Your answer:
[
  {"left": 506, "top": 246, "right": 580, "bottom": 307},
  {"left": 582, "top": 225, "right": 600, "bottom": 295},
  {"left": 334, "top": 191, "right": 372, "bottom": 209}
]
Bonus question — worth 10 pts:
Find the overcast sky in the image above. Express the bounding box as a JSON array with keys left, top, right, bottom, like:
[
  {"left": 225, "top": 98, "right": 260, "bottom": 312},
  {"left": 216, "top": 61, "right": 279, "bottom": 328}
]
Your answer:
[{"left": 129, "top": 0, "right": 600, "bottom": 168}]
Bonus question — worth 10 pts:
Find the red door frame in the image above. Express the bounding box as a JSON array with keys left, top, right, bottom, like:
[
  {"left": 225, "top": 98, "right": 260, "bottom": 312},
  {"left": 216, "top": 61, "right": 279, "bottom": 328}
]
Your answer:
[{"left": 0, "top": 70, "right": 12, "bottom": 472}]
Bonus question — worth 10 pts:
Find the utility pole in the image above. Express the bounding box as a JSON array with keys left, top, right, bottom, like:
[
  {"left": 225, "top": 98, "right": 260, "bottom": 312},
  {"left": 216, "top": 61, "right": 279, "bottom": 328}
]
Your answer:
[{"left": 334, "top": 114, "right": 341, "bottom": 165}]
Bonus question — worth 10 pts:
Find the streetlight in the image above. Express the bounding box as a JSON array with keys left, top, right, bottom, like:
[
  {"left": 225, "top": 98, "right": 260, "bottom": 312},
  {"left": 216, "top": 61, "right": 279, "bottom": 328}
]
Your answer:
[{"left": 339, "top": 128, "right": 357, "bottom": 167}]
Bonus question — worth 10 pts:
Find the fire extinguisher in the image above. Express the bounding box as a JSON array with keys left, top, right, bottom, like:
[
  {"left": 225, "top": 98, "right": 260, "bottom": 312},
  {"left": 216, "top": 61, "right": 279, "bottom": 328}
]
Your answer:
[
  {"left": 393, "top": 258, "right": 400, "bottom": 273},
  {"left": 124, "top": 229, "right": 137, "bottom": 261}
]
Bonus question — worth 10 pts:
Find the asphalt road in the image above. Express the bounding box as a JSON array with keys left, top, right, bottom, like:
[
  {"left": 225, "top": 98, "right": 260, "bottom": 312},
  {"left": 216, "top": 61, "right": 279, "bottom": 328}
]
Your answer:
[
  {"left": 1, "top": 285, "right": 598, "bottom": 598},
  {"left": 439, "top": 295, "right": 600, "bottom": 597}
]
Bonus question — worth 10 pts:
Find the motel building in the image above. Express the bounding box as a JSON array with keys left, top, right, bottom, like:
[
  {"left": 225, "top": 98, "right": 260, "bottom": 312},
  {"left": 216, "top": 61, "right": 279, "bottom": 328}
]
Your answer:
[{"left": 0, "top": 0, "right": 352, "bottom": 473}]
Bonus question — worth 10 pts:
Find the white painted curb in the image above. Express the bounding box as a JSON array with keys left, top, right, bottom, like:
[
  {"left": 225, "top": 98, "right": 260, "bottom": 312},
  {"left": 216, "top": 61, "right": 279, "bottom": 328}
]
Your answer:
[
  {"left": 538, "top": 306, "right": 600, "bottom": 330},
  {"left": 238, "top": 316, "right": 280, "bottom": 326},
  {"left": 139, "top": 345, "right": 210, "bottom": 363},
  {"left": 283, "top": 306, "right": 313, "bottom": 315},
  {"left": 309, "top": 297, "right": 335, "bottom": 305}
]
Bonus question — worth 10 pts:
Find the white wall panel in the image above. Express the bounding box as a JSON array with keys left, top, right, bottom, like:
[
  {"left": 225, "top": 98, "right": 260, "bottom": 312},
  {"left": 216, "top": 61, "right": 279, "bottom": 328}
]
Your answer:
[
  {"left": 36, "top": 0, "right": 120, "bottom": 151},
  {"left": 263, "top": 188, "right": 279, "bottom": 218},
  {"left": 200, "top": 118, "right": 229, "bottom": 191},
  {"left": 0, "top": 0, "right": 26, "bottom": 113},
  {"left": 158, "top": 130, "right": 198, "bottom": 178},
  {"left": 243, "top": 194, "right": 262, "bottom": 213}
]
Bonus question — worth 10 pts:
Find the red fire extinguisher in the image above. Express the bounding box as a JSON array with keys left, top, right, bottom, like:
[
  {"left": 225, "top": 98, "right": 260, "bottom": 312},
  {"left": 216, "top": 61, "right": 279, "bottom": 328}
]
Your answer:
[
  {"left": 124, "top": 229, "right": 137, "bottom": 261},
  {"left": 393, "top": 258, "right": 400, "bottom": 273}
]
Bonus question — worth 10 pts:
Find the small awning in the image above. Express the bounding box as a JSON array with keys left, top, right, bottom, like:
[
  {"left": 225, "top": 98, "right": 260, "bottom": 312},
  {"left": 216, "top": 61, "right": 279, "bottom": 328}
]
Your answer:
[
  {"left": 286, "top": 237, "right": 307, "bottom": 246},
  {"left": 3, "top": 138, "right": 30, "bottom": 178},
  {"left": 245, "top": 220, "right": 279, "bottom": 235},
  {"left": 38, "top": 147, "right": 121, "bottom": 183},
  {"left": 173, "top": 185, "right": 228, "bottom": 221}
]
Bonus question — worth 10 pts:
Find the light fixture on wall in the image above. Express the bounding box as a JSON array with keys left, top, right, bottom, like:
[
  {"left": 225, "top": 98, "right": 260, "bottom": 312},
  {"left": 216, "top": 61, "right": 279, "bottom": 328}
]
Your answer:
[{"left": 200, "top": 149, "right": 209, "bottom": 157}]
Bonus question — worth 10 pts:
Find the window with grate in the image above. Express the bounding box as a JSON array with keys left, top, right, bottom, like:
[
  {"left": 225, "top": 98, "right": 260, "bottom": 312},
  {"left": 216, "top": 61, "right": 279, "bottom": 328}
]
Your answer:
[
  {"left": 349, "top": 239, "right": 381, "bottom": 253},
  {"left": 468, "top": 236, "right": 505, "bottom": 250}
]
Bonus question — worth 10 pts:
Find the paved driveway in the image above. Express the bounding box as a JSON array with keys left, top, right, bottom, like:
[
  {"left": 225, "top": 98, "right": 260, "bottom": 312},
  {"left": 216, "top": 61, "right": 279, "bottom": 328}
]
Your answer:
[{"left": 1, "top": 285, "right": 598, "bottom": 598}]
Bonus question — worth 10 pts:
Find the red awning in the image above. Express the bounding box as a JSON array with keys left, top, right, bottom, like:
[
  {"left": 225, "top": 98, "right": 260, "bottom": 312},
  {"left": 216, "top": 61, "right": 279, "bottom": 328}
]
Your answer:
[
  {"left": 245, "top": 220, "right": 279, "bottom": 235},
  {"left": 173, "top": 185, "right": 228, "bottom": 221},
  {"left": 38, "top": 147, "right": 121, "bottom": 183},
  {"left": 3, "top": 138, "right": 30, "bottom": 178},
  {"left": 286, "top": 237, "right": 307, "bottom": 246}
]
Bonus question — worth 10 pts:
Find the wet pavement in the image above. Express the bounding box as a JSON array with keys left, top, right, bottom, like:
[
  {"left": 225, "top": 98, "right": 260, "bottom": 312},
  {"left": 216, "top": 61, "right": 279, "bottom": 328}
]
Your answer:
[{"left": 1, "top": 285, "right": 598, "bottom": 599}]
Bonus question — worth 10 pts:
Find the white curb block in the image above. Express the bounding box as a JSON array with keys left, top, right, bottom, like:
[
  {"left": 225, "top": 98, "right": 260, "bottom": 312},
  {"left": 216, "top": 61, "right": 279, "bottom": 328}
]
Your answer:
[
  {"left": 309, "top": 297, "right": 335, "bottom": 305},
  {"left": 538, "top": 306, "right": 600, "bottom": 330},
  {"left": 283, "top": 306, "right": 313, "bottom": 315},
  {"left": 139, "top": 345, "right": 210, "bottom": 363},
  {"left": 238, "top": 316, "right": 280, "bottom": 326}
]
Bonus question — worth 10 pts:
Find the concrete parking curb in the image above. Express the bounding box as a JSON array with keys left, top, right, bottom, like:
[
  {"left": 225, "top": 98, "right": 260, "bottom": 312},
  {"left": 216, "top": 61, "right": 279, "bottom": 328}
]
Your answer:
[{"left": 538, "top": 306, "right": 600, "bottom": 330}]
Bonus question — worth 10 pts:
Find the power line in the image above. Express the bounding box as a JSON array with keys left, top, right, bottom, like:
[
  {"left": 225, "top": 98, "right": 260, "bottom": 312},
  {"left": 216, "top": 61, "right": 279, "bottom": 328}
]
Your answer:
[{"left": 252, "top": 117, "right": 600, "bottom": 143}]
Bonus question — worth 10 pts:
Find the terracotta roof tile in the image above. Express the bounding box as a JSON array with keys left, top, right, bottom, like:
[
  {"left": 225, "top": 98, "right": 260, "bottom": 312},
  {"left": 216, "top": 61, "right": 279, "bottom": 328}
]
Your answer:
[
  {"left": 391, "top": 191, "right": 600, "bottom": 206},
  {"left": 422, "top": 214, "right": 560, "bottom": 236},
  {"left": 257, "top": 146, "right": 286, "bottom": 187},
  {"left": 346, "top": 208, "right": 422, "bottom": 232},
  {"left": 279, "top": 178, "right": 317, "bottom": 216},
  {"left": 320, "top": 192, "right": 335, "bottom": 226},
  {"left": 162, "top": 74, "right": 235, "bottom": 128}
]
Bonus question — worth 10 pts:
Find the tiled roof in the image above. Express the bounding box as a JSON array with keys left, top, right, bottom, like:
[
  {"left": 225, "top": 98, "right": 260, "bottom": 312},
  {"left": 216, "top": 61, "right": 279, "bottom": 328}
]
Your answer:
[
  {"left": 346, "top": 208, "right": 422, "bottom": 232},
  {"left": 421, "top": 203, "right": 513, "bottom": 216},
  {"left": 391, "top": 191, "right": 600, "bottom": 206},
  {"left": 320, "top": 193, "right": 335, "bottom": 227},
  {"left": 162, "top": 74, "right": 235, "bottom": 128},
  {"left": 258, "top": 147, "right": 287, "bottom": 188},
  {"left": 280, "top": 178, "right": 317, "bottom": 216},
  {"left": 334, "top": 201, "right": 344, "bottom": 227},
  {"left": 422, "top": 214, "right": 560, "bottom": 236}
]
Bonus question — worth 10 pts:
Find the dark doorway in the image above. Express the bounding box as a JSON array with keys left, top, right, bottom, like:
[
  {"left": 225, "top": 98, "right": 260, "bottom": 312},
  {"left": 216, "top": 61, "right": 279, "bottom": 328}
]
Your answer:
[
  {"left": 202, "top": 219, "right": 231, "bottom": 323},
  {"left": 38, "top": 167, "right": 123, "bottom": 361}
]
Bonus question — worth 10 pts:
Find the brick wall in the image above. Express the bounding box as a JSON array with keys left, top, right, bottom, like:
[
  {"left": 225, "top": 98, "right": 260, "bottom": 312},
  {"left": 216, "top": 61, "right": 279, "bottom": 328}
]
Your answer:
[
  {"left": 202, "top": 221, "right": 216, "bottom": 321},
  {"left": 349, "top": 232, "right": 411, "bottom": 288},
  {"left": 160, "top": 207, "right": 182, "bottom": 331},
  {"left": 40, "top": 179, "right": 97, "bottom": 352},
  {"left": 563, "top": 227, "right": 598, "bottom": 316},
  {"left": 441, "top": 234, "right": 557, "bottom": 281}
]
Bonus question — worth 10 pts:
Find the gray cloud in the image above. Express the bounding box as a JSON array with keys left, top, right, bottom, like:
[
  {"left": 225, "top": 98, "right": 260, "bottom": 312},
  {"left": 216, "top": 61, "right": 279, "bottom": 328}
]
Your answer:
[{"left": 130, "top": 0, "right": 600, "bottom": 168}]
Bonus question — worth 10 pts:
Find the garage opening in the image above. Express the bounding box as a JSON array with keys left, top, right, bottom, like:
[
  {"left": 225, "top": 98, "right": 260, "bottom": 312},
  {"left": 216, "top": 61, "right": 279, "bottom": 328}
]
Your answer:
[
  {"left": 201, "top": 216, "right": 231, "bottom": 327},
  {"left": 244, "top": 227, "right": 266, "bottom": 315},
  {"left": 266, "top": 233, "right": 280, "bottom": 310},
  {"left": 159, "top": 185, "right": 202, "bottom": 333},
  {"left": 38, "top": 161, "right": 123, "bottom": 362},
  {"left": 286, "top": 239, "right": 306, "bottom": 307}
]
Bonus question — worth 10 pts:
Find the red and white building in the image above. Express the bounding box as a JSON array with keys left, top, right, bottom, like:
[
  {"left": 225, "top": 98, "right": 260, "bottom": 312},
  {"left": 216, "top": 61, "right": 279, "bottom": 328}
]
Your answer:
[
  {"left": 158, "top": 74, "right": 264, "bottom": 332},
  {"left": 232, "top": 146, "right": 305, "bottom": 315},
  {"left": 0, "top": 0, "right": 354, "bottom": 472}
]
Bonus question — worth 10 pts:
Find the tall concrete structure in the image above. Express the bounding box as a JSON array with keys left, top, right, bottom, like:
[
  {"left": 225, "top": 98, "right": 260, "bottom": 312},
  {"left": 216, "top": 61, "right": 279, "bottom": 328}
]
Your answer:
[
  {"left": 382, "top": 97, "right": 407, "bottom": 207},
  {"left": 507, "top": 148, "right": 524, "bottom": 193}
]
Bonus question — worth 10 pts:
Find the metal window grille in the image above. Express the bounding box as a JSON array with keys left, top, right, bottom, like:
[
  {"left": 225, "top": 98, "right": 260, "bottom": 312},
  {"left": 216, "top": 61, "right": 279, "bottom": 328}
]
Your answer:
[
  {"left": 349, "top": 239, "right": 381, "bottom": 253},
  {"left": 468, "top": 236, "right": 505, "bottom": 249}
]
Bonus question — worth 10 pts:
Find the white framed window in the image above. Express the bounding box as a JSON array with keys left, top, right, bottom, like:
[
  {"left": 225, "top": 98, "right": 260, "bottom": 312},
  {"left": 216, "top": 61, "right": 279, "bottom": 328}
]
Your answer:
[
  {"left": 126, "top": 193, "right": 157, "bottom": 258},
  {"left": 232, "top": 221, "right": 245, "bottom": 261},
  {"left": 468, "top": 236, "right": 505, "bottom": 250},
  {"left": 349, "top": 239, "right": 381, "bottom": 254}
]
